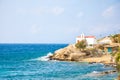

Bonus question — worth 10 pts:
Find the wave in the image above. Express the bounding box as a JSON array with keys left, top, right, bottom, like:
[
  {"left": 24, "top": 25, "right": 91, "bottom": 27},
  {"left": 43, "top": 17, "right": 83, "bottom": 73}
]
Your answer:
[
  {"left": 30, "top": 52, "right": 53, "bottom": 61},
  {"left": 83, "top": 71, "right": 100, "bottom": 77},
  {"left": 92, "top": 71, "right": 99, "bottom": 74}
]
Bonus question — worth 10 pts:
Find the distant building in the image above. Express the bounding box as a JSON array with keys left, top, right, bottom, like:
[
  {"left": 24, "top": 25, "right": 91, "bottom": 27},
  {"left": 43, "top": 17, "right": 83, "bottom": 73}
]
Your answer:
[
  {"left": 98, "top": 37, "right": 112, "bottom": 44},
  {"left": 98, "top": 37, "right": 120, "bottom": 54},
  {"left": 104, "top": 43, "right": 120, "bottom": 53},
  {"left": 76, "top": 33, "right": 85, "bottom": 43},
  {"left": 76, "top": 33, "right": 97, "bottom": 48}
]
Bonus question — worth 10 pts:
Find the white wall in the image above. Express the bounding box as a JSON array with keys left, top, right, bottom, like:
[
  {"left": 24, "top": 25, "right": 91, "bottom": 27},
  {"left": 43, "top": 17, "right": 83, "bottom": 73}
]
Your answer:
[
  {"left": 76, "top": 37, "right": 85, "bottom": 43},
  {"left": 86, "top": 38, "right": 96, "bottom": 45},
  {"left": 99, "top": 39, "right": 112, "bottom": 44}
]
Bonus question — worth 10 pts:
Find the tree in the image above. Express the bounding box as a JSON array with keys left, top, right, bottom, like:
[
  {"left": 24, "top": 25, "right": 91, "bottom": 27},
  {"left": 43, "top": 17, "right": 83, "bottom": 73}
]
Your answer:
[
  {"left": 114, "top": 47, "right": 120, "bottom": 80},
  {"left": 112, "top": 34, "right": 120, "bottom": 43},
  {"left": 75, "top": 40, "right": 87, "bottom": 51}
]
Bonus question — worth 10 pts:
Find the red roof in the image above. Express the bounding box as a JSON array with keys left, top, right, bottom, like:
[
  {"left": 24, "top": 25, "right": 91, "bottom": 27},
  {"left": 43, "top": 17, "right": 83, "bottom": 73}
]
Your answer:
[
  {"left": 77, "top": 36, "right": 95, "bottom": 38},
  {"left": 85, "top": 36, "right": 95, "bottom": 38}
]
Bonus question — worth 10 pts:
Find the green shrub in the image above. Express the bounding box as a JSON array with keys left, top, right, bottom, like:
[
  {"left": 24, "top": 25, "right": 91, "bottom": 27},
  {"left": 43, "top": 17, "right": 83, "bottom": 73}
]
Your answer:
[
  {"left": 75, "top": 40, "right": 87, "bottom": 51},
  {"left": 112, "top": 34, "right": 120, "bottom": 43}
]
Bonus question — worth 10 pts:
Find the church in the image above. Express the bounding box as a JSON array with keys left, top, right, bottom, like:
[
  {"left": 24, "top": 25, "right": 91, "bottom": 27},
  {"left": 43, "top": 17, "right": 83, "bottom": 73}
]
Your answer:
[{"left": 76, "top": 33, "right": 97, "bottom": 48}]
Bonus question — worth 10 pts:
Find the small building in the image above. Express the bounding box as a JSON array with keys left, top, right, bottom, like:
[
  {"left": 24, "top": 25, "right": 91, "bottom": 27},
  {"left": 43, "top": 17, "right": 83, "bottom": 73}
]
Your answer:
[
  {"left": 98, "top": 36, "right": 120, "bottom": 54},
  {"left": 76, "top": 33, "right": 85, "bottom": 43},
  {"left": 76, "top": 33, "right": 97, "bottom": 48},
  {"left": 104, "top": 43, "right": 120, "bottom": 53},
  {"left": 98, "top": 37, "right": 112, "bottom": 44}
]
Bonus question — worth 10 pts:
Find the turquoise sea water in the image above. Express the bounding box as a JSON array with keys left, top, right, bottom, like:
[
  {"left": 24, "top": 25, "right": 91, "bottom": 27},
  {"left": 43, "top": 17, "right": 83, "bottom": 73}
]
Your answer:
[{"left": 0, "top": 44, "right": 118, "bottom": 80}]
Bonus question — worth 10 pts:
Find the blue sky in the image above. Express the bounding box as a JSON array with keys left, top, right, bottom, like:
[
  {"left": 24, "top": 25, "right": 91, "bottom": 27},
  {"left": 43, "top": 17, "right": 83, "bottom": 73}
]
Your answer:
[{"left": 0, "top": 0, "right": 120, "bottom": 43}]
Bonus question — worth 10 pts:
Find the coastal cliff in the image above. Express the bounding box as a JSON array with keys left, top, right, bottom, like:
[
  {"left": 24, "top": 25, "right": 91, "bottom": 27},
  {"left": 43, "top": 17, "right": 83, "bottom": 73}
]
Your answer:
[
  {"left": 50, "top": 44, "right": 114, "bottom": 64},
  {"left": 50, "top": 44, "right": 86, "bottom": 61},
  {"left": 50, "top": 34, "right": 120, "bottom": 65}
]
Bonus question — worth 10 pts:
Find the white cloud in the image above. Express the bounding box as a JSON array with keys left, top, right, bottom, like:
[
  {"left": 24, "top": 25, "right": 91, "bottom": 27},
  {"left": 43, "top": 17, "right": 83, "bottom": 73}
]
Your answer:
[
  {"left": 88, "top": 25, "right": 107, "bottom": 35},
  {"left": 102, "top": 6, "right": 114, "bottom": 17},
  {"left": 51, "top": 7, "right": 64, "bottom": 15},
  {"left": 16, "top": 7, "right": 64, "bottom": 16},
  {"left": 102, "top": 4, "right": 120, "bottom": 17},
  {"left": 16, "top": 8, "right": 46, "bottom": 16},
  {"left": 88, "top": 23, "right": 120, "bottom": 37},
  {"left": 31, "top": 8, "right": 46, "bottom": 15},
  {"left": 77, "top": 12, "right": 84, "bottom": 17}
]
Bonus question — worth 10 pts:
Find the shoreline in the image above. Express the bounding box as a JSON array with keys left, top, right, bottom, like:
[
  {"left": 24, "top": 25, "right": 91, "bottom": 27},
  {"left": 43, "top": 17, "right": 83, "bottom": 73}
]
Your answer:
[
  {"left": 49, "top": 44, "right": 118, "bottom": 76},
  {"left": 48, "top": 42, "right": 120, "bottom": 79},
  {"left": 49, "top": 53, "right": 117, "bottom": 76},
  {"left": 50, "top": 44, "right": 116, "bottom": 65},
  {"left": 80, "top": 54, "right": 115, "bottom": 65},
  {"left": 50, "top": 54, "right": 116, "bottom": 67}
]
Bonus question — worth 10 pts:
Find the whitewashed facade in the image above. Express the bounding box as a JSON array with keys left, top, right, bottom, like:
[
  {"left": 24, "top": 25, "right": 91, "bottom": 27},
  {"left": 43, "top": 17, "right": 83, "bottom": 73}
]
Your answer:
[
  {"left": 76, "top": 34, "right": 96, "bottom": 47},
  {"left": 98, "top": 37, "right": 112, "bottom": 44}
]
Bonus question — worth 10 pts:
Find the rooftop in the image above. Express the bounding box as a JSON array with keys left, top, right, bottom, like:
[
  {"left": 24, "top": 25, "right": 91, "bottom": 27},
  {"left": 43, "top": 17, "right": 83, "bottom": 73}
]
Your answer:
[{"left": 77, "top": 36, "right": 95, "bottom": 38}]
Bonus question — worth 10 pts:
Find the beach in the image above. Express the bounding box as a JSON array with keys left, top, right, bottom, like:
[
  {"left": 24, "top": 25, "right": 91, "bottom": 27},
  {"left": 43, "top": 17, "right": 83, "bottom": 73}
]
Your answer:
[{"left": 82, "top": 54, "right": 113, "bottom": 64}]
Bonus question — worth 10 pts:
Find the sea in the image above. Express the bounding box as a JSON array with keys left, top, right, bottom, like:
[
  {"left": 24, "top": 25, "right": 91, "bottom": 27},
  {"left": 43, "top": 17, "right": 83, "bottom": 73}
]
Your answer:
[{"left": 0, "top": 44, "right": 118, "bottom": 80}]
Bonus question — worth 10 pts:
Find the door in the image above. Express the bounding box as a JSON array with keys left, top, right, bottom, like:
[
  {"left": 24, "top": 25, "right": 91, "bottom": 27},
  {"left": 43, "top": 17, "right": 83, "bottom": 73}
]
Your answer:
[{"left": 108, "top": 47, "right": 112, "bottom": 53}]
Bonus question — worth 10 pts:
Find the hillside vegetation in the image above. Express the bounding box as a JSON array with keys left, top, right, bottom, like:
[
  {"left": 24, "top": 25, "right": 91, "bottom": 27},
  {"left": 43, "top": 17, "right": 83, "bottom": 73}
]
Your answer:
[
  {"left": 111, "top": 34, "right": 120, "bottom": 43},
  {"left": 111, "top": 34, "right": 120, "bottom": 80}
]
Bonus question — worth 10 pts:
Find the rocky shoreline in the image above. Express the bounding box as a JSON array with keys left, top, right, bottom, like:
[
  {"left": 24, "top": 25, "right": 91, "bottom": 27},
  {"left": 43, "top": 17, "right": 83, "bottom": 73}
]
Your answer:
[
  {"left": 49, "top": 44, "right": 118, "bottom": 76},
  {"left": 50, "top": 44, "right": 87, "bottom": 61},
  {"left": 49, "top": 44, "right": 115, "bottom": 65}
]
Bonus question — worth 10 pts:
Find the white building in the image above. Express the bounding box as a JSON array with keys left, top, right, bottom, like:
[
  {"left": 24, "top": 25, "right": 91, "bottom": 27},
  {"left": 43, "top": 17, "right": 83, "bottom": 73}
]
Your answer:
[
  {"left": 98, "top": 37, "right": 112, "bottom": 44},
  {"left": 76, "top": 34, "right": 97, "bottom": 47},
  {"left": 76, "top": 33, "right": 85, "bottom": 43}
]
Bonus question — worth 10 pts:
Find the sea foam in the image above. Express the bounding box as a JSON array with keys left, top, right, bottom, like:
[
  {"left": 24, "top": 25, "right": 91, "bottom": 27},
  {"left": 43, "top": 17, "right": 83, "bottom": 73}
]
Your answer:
[{"left": 30, "top": 52, "right": 53, "bottom": 61}]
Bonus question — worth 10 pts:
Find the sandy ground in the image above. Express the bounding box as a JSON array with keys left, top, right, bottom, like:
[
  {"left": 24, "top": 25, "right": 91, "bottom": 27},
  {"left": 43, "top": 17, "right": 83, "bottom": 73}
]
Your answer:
[{"left": 82, "top": 54, "right": 115, "bottom": 64}]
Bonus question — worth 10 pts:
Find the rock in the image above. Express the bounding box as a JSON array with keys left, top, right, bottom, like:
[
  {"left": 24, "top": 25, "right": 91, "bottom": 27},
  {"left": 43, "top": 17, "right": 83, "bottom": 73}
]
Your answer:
[
  {"left": 100, "top": 70, "right": 117, "bottom": 75},
  {"left": 89, "top": 62, "right": 97, "bottom": 64},
  {"left": 50, "top": 44, "right": 87, "bottom": 61},
  {"left": 70, "top": 52, "right": 86, "bottom": 61},
  {"left": 50, "top": 44, "right": 116, "bottom": 66},
  {"left": 104, "top": 62, "right": 116, "bottom": 67},
  {"left": 85, "top": 70, "right": 117, "bottom": 77}
]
